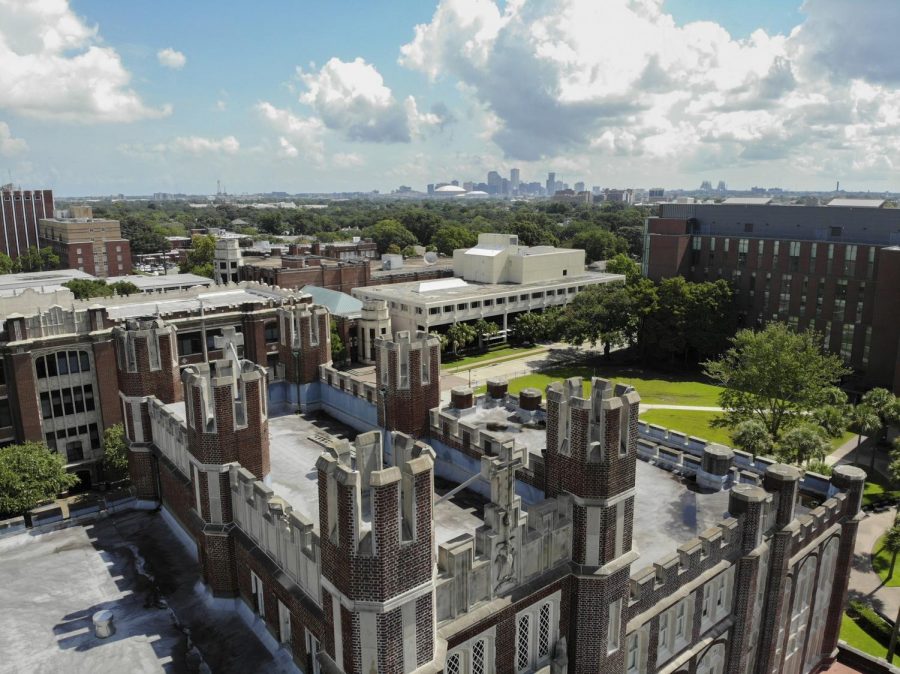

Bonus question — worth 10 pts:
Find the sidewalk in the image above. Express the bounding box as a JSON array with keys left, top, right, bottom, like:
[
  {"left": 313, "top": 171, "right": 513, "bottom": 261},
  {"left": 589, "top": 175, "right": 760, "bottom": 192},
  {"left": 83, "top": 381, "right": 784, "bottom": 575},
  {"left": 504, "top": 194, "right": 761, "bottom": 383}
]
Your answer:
[{"left": 850, "top": 507, "right": 900, "bottom": 622}]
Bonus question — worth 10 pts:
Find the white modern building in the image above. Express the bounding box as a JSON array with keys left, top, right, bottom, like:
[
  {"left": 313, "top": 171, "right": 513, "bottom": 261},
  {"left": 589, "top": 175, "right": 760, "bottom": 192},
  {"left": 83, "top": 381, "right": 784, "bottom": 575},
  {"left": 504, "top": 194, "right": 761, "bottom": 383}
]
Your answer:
[{"left": 351, "top": 233, "right": 624, "bottom": 334}]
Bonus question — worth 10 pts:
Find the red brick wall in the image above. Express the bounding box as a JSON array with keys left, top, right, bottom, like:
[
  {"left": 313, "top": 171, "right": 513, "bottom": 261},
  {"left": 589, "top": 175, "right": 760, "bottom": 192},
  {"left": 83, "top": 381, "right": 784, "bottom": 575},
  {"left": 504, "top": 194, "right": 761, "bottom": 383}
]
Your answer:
[
  {"left": 115, "top": 330, "right": 182, "bottom": 403},
  {"left": 378, "top": 343, "right": 440, "bottom": 438},
  {"left": 93, "top": 339, "right": 123, "bottom": 429},
  {"left": 10, "top": 352, "right": 42, "bottom": 441}
]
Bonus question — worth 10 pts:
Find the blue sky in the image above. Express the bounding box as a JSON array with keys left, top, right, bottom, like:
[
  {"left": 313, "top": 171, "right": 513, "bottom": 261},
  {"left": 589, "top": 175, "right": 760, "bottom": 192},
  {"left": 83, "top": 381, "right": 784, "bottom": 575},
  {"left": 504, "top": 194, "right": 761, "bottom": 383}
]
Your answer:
[{"left": 1, "top": 0, "right": 899, "bottom": 196}]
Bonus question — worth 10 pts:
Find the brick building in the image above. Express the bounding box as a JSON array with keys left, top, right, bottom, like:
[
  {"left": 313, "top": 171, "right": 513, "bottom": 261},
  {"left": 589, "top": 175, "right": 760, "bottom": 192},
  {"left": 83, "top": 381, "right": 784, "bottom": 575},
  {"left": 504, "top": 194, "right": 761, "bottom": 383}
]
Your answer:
[
  {"left": 643, "top": 199, "right": 900, "bottom": 392},
  {"left": 0, "top": 186, "right": 53, "bottom": 259},
  {"left": 39, "top": 205, "right": 132, "bottom": 277},
  {"left": 116, "top": 294, "right": 863, "bottom": 673},
  {"left": 0, "top": 282, "right": 303, "bottom": 485}
]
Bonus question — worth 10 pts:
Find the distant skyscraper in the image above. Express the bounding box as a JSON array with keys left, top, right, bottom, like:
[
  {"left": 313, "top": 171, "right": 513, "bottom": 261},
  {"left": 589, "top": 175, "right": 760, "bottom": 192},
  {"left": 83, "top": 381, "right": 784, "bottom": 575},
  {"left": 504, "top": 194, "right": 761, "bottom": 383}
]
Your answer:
[
  {"left": 510, "top": 168, "right": 520, "bottom": 194},
  {"left": 487, "top": 171, "right": 502, "bottom": 195},
  {"left": 1, "top": 186, "right": 54, "bottom": 259},
  {"left": 699, "top": 180, "right": 713, "bottom": 191},
  {"left": 716, "top": 180, "right": 727, "bottom": 192},
  {"left": 574, "top": 181, "right": 585, "bottom": 193},
  {"left": 546, "top": 172, "right": 556, "bottom": 196}
]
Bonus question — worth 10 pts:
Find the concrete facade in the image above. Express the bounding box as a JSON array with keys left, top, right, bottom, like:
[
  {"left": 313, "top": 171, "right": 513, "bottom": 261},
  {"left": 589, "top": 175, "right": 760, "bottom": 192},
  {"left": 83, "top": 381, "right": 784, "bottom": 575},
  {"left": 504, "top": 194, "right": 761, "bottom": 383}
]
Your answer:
[{"left": 39, "top": 207, "right": 131, "bottom": 277}]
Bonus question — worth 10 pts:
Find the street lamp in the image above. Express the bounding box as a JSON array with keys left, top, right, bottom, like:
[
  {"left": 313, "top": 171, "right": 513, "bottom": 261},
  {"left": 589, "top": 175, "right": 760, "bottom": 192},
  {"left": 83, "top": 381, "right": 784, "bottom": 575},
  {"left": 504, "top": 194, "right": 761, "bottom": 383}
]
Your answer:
[{"left": 292, "top": 348, "right": 301, "bottom": 414}]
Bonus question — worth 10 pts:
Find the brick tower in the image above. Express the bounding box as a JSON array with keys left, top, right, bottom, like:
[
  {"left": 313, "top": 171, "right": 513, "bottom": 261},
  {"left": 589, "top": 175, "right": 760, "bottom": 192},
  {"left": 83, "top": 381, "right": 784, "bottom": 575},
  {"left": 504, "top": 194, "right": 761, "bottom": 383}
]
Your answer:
[
  {"left": 544, "top": 377, "right": 641, "bottom": 674},
  {"left": 316, "top": 431, "right": 439, "bottom": 672},
  {"left": 113, "top": 317, "right": 182, "bottom": 500},
  {"left": 182, "top": 347, "right": 270, "bottom": 596},
  {"left": 375, "top": 331, "right": 440, "bottom": 438},
  {"left": 277, "top": 302, "right": 331, "bottom": 407}
]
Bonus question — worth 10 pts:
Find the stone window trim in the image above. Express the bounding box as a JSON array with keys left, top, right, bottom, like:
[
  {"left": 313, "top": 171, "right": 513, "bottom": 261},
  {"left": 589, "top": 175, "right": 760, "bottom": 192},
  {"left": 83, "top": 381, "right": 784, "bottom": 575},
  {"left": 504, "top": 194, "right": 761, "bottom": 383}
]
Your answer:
[
  {"left": 447, "top": 626, "right": 496, "bottom": 674},
  {"left": 515, "top": 590, "right": 560, "bottom": 673}
]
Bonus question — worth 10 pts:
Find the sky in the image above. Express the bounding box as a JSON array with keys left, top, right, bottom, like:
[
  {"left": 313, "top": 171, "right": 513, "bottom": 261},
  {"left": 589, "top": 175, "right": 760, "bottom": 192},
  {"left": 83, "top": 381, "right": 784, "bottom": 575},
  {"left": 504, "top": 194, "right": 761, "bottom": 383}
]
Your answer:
[{"left": 1, "top": 0, "right": 899, "bottom": 196}]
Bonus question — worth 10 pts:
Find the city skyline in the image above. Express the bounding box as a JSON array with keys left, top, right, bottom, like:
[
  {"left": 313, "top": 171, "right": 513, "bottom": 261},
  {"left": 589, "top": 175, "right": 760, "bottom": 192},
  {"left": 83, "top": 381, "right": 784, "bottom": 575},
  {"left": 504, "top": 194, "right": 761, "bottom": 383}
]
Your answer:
[{"left": 1, "top": 1, "right": 900, "bottom": 196}]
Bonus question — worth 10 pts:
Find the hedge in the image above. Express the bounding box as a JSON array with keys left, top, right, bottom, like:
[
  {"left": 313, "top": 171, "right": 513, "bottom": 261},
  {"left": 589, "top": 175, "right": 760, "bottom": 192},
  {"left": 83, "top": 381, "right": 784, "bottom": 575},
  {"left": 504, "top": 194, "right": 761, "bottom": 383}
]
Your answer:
[{"left": 848, "top": 600, "right": 894, "bottom": 645}]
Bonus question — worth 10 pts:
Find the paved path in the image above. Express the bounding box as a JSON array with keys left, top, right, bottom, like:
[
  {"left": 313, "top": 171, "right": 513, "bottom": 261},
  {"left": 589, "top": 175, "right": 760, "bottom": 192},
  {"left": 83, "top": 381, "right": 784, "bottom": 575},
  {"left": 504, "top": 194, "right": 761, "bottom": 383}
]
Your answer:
[
  {"left": 639, "top": 404, "right": 723, "bottom": 413},
  {"left": 849, "top": 507, "right": 900, "bottom": 622}
]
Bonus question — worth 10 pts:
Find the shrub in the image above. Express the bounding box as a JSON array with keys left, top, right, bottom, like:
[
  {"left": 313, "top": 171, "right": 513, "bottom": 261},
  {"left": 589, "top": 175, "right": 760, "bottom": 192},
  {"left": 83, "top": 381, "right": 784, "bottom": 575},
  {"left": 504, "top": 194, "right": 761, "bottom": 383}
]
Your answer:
[{"left": 847, "top": 600, "right": 893, "bottom": 645}]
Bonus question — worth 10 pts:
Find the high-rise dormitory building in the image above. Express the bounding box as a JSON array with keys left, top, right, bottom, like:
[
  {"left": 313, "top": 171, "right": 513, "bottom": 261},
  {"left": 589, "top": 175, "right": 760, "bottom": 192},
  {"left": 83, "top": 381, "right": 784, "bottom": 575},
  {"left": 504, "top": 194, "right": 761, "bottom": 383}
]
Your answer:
[
  {"left": 643, "top": 198, "right": 900, "bottom": 392},
  {"left": 0, "top": 186, "right": 54, "bottom": 259}
]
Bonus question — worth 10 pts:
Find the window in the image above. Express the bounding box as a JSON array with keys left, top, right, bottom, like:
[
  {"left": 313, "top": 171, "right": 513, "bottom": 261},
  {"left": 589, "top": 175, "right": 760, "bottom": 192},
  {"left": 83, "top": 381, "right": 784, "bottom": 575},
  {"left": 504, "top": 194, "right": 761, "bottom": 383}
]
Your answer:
[
  {"left": 538, "top": 603, "right": 551, "bottom": 659},
  {"left": 496, "top": 297, "right": 505, "bottom": 305},
  {"left": 457, "top": 303, "right": 467, "bottom": 311},
  {"left": 178, "top": 331, "right": 204, "bottom": 356},
  {"left": 607, "top": 598, "right": 622, "bottom": 654},
  {"left": 429, "top": 307, "right": 440, "bottom": 315},
  {"left": 516, "top": 614, "right": 531, "bottom": 672},
  {"left": 856, "top": 281, "right": 867, "bottom": 322},
  {"left": 744, "top": 222, "right": 754, "bottom": 233},
  {"left": 738, "top": 239, "right": 748, "bottom": 267},
  {"left": 626, "top": 632, "right": 641, "bottom": 674},
  {"left": 829, "top": 226, "right": 843, "bottom": 237},
  {"left": 471, "top": 301, "right": 481, "bottom": 308},
  {"left": 844, "top": 244, "right": 857, "bottom": 275},
  {"left": 484, "top": 299, "right": 493, "bottom": 307},
  {"left": 444, "top": 305, "right": 454, "bottom": 313},
  {"left": 840, "top": 324, "right": 855, "bottom": 361},
  {"left": 278, "top": 600, "right": 291, "bottom": 644},
  {"left": 264, "top": 323, "right": 279, "bottom": 342},
  {"left": 0, "top": 398, "right": 11, "bottom": 428},
  {"left": 472, "top": 639, "right": 486, "bottom": 674},
  {"left": 520, "top": 294, "right": 528, "bottom": 301},
  {"left": 809, "top": 243, "right": 817, "bottom": 274},
  {"left": 447, "top": 653, "right": 461, "bottom": 674},
  {"left": 250, "top": 571, "right": 265, "bottom": 617},
  {"left": 531, "top": 292, "right": 542, "bottom": 299},
  {"left": 863, "top": 326, "right": 872, "bottom": 367}
]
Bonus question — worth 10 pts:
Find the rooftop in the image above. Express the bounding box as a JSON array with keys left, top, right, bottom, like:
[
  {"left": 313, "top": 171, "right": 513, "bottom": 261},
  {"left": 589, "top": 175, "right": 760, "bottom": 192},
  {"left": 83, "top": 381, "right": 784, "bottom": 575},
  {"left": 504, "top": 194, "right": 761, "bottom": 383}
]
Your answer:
[
  {"left": 0, "top": 510, "right": 290, "bottom": 673},
  {"left": 826, "top": 198, "right": 885, "bottom": 208},
  {"left": 104, "top": 273, "right": 215, "bottom": 291},
  {"left": 265, "top": 412, "right": 486, "bottom": 545},
  {"left": 0, "top": 268, "right": 96, "bottom": 297},
  {"left": 300, "top": 285, "right": 363, "bottom": 318},
  {"left": 354, "top": 270, "right": 623, "bottom": 305},
  {"left": 631, "top": 460, "right": 731, "bottom": 568}
]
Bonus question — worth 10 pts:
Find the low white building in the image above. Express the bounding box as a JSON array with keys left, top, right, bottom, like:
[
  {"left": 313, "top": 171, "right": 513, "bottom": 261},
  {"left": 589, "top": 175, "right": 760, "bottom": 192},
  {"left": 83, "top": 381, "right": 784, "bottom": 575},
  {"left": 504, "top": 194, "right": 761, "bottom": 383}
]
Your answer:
[{"left": 352, "top": 233, "right": 624, "bottom": 334}]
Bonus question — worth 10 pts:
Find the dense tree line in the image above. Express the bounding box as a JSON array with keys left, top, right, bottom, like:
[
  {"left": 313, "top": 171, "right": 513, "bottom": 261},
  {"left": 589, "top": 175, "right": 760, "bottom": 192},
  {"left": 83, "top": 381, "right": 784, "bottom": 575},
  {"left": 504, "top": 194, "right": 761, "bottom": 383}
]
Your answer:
[{"left": 79, "top": 198, "right": 649, "bottom": 261}]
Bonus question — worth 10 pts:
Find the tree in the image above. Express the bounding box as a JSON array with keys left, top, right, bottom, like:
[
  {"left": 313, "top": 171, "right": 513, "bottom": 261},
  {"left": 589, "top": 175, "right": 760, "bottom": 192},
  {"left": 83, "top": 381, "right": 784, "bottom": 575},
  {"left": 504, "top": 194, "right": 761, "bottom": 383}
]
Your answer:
[
  {"left": 472, "top": 318, "right": 499, "bottom": 352},
  {"left": 704, "top": 323, "right": 851, "bottom": 441},
  {"left": 605, "top": 253, "right": 641, "bottom": 284},
  {"left": 884, "top": 520, "right": 900, "bottom": 581},
  {"left": 0, "top": 252, "right": 15, "bottom": 274},
  {"left": 862, "top": 388, "right": 900, "bottom": 445},
  {"left": 569, "top": 229, "right": 628, "bottom": 263},
  {"left": 109, "top": 281, "right": 139, "bottom": 296},
  {"left": 445, "top": 322, "right": 477, "bottom": 356},
  {"left": 776, "top": 423, "right": 830, "bottom": 466},
  {"left": 101, "top": 423, "right": 128, "bottom": 479},
  {"left": 181, "top": 234, "right": 217, "bottom": 277},
  {"left": 331, "top": 323, "right": 347, "bottom": 365},
  {"left": 560, "top": 283, "right": 634, "bottom": 358},
  {"left": 730, "top": 419, "right": 772, "bottom": 456},
  {"left": 432, "top": 224, "right": 477, "bottom": 256},
  {"left": 17, "top": 246, "right": 59, "bottom": 272},
  {"left": 0, "top": 442, "right": 79, "bottom": 517},
  {"left": 850, "top": 403, "right": 881, "bottom": 465},
  {"left": 363, "top": 219, "right": 418, "bottom": 254},
  {"left": 257, "top": 211, "right": 284, "bottom": 235},
  {"left": 510, "top": 310, "right": 559, "bottom": 346}
]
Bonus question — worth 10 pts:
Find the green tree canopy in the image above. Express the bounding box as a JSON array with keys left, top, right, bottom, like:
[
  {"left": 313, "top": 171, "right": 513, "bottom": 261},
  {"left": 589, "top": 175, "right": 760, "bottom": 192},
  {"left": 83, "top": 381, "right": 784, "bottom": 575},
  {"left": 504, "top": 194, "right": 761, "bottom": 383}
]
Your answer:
[
  {"left": 0, "top": 442, "right": 79, "bottom": 517},
  {"left": 445, "top": 322, "right": 477, "bottom": 356},
  {"left": 560, "top": 282, "right": 634, "bottom": 357},
  {"left": 704, "top": 323, "right": 851, "bottom": 440},
  {"left": 363, "top": 219, "right": 418, "bottom": 254},
  {"left": 16, "top": 246, "right": 60, "bottom": 272},
  {"left": 102, "top": 423, "right": 128, "bottom": 478},
  {"left": 510, "top": 310, "right": 560, "bottom": 346},
  {"left": 432, "top": 224, "right": 477, "bottom": 256},
  {"left": 569, "top": 229, "right": 628, "bottom": 263},
  {"left": 730, "top": 419, "right": 772, "bottom": 456},
  {"left": 605, "top": 253, "right": 641, "bottom": 284},
  {"left": 776, "top": 422, "right": 830, "bottom": 466},
  {"left": 181, "top": 234, "right": 217, "bottom": 277}
]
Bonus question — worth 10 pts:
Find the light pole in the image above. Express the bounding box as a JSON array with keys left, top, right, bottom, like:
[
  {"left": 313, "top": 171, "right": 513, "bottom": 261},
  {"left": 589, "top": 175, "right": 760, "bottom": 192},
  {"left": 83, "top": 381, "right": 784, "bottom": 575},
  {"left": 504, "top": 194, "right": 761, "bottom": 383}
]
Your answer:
[{"left": 292, "top": 348, "right": 301, "bottom": 414}]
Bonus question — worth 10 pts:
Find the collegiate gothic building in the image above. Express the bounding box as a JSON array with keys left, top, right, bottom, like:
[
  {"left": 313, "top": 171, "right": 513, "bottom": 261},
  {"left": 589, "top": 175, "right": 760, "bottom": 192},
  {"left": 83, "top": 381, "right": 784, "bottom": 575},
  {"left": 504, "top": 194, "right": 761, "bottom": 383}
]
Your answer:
[{"left": 116, "top": 302, "right": 863, "bottom": 674}]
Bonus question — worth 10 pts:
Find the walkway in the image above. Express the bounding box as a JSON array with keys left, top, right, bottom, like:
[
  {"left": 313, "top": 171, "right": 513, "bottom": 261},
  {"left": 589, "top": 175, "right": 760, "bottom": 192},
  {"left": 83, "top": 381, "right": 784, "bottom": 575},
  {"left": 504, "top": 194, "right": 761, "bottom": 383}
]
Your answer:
[{"left": 848, "top": 507, "right": 900, "bottom": 622}]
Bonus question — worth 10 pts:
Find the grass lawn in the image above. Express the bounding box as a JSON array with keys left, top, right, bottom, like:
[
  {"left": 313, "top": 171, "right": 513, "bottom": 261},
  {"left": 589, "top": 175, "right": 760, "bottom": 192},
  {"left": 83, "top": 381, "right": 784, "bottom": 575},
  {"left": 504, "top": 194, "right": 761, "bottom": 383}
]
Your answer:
[
  {"left": 639, "top": 409, "right": 733, "bottom": 445},
  {"left": 840, "top": 613, "right": 900, "bottom": 665},
  {"left": 872, "top": 533, "right": 900, "bottom": 587},
  {"left": 442, "top": 345, "right": 542, "bottom": 370},
  {"left": 474, "top": 364, "right": 724, "bottom": 406}
]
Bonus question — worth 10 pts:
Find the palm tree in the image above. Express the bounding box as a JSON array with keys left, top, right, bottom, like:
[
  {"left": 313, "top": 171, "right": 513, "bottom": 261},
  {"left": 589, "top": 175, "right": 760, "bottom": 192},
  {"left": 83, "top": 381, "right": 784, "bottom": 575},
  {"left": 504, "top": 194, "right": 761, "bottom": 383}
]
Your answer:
[
  {"left": 850, "top": 403, "right": 881, "bottom": 469},
  {"left": 885, "top": 521, "right": 900, "bottom": 581}
]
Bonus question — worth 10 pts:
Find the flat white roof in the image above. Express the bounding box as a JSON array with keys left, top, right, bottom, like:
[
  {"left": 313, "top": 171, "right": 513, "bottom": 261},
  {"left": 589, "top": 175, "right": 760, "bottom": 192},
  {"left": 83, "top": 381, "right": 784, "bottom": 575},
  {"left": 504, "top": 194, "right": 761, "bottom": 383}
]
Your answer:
[
  {"left": 465, "top": 246, "right": 506, "bottom": 257},
  {"left": 827, "top": 198, "right": 885, "bottom": 208},
  {"left": 721, "top": 197, "right": 773, "bottom": 205},
  {"left": 417, "top": 278, "right": 469, "bottom": 293}
]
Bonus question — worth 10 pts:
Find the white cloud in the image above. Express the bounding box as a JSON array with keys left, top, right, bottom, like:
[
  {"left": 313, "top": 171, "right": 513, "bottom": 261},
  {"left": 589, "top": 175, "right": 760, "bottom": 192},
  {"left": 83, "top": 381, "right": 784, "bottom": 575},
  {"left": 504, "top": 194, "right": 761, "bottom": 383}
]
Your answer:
[
  {"left": 0, "top": 0, "right": 169, "bottom": 122},
  {"left": 298, "top": 57, "right": 442, "bottom": 143},
  {"left": 399, "top": 0, "right": 900, "bottom": 181},
  {"left": 119, "top": 135, "right": 240, "bottom": 157},
  {"left": 157, "top": 47, "right": 186, "bottom": 70},
  {"left": 215, "top": 100, "right": 227, "bottom": 111},
  {"left": 0, "top": 121, "right": 27, "bottom": 156},
  {"left": 256, "top": 102, "right": 325, "bottom": 161},
  {"left": 332, "top": 152, "right": 364, "bottom": 168}
]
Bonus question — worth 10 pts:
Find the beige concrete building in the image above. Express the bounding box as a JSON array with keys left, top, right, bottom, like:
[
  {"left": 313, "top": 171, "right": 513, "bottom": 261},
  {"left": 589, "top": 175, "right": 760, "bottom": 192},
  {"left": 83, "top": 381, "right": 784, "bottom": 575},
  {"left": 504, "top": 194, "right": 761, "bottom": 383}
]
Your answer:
[
  {"left": 39, "top": 206, "right": 131, "bottom": 277},
  {"left": 354, "top": 233, "right": 622, "bottom": 334}
]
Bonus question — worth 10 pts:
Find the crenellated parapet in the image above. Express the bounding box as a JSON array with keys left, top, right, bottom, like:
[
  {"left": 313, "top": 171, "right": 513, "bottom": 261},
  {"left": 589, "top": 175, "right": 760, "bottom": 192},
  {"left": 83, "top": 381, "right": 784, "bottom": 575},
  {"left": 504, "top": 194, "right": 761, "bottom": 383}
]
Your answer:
[
  {"left": 316, "top": 430, "right": 440, "bottom": 673},
  {"left": 277, "top": 302, "right": 331, "bottom": 385},
  {"left": 182, "top": 356, "right": 269, "bottom": 479},
  {"left": 229, "top": 465, "right": 321, "bottom": 605},
  {"left": 375, "top": 330, "right": 440, "bottom": 438}
]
